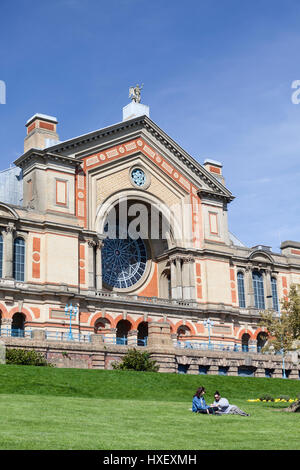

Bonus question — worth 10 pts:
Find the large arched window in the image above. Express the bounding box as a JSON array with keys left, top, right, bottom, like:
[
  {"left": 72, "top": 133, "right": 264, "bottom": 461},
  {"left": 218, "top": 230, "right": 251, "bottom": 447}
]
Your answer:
[
  {"left": 0, "top": 234, "right": 3, "bottom": 278},
  {"left": 237, "top": 272, "right": 246, "bottom": 308},
  {"left": 252, "top": 271, "right": 265, "bottom": 309},
  {"left": 271, "top": 277, "right": 279, "bottom": 312},
  {"left": 13, "top": 237, "right": 25, "bottom": 281}
]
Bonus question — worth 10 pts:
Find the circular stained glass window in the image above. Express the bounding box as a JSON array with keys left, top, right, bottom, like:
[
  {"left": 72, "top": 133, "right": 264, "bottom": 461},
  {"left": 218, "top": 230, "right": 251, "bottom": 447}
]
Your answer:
[
  {"left": 131, "top": 168, "right": 146, "bottom": 187},
  {"left": 102, "top": 232, "right": 147, "bottom": 289}
]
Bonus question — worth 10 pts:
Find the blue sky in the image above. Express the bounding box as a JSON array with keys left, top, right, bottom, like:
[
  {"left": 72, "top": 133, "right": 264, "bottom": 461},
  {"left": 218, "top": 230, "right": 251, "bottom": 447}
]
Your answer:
[{"left": 0, "top": 0, "right": 300, "bottom": 251}]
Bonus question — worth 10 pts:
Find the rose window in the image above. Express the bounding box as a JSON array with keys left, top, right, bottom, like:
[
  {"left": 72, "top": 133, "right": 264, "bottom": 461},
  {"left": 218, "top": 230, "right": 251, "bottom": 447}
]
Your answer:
[
  {"left": 102, "top": 232, "right": 147, "bottom": 289},
  {"left": 131, "top": 168, "right": 146, "bottom": 187}
]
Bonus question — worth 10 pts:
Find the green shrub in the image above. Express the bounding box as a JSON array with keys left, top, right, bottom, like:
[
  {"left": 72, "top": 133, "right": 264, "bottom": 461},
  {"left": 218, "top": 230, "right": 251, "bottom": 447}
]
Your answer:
[
  {"left": 259, "top": 394, "right": 274, "bottom": 401},
  {"left": 279, "top": 394, "right": 290, "bottom": 401},
  {"left": 112, "top": 348, "right": 159, "bottom": 372},
  {"left": 6, "top": 348, "right": 53, "bottom": 367}
]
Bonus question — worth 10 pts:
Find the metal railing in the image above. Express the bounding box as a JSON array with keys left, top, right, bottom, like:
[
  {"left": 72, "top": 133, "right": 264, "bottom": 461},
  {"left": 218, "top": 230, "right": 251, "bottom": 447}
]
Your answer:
[
  {"left": 0, "top": 327, "right": 32, "bottom": 339},
  {"left": 175, "top": 341, "right": 265, "bottom": 353},
  {"left": 101, "top": 336, "right": 148, "bottom": 347},
  {"left": 45, "top": 331, "right": 92, "bottom": 343}
]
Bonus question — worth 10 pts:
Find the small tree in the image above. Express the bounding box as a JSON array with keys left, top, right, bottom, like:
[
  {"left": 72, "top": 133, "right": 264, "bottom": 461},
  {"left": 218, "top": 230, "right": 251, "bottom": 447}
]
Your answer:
[
  {"left": 260, "top": 285, "right": 300, "bottom": 353},
  {"left": 112, "top": 348, "right": 159, "bottom": 372},
  {"left": 260, "top": 285, "right": 300, "bottom": 412}
]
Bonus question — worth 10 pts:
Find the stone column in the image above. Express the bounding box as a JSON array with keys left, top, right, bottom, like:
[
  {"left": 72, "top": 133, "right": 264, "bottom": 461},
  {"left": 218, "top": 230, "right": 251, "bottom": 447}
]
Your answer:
[
  {"left": 182, "top": 258, "right": 190, "bottom": 300},
  {"left": 95, "top": 240, "right": 103, "bottom": 291},
  {"left": 189, "top": 258, "right": 196, "bottom": 300},
  {"left": 170, "top": 258, "right": 177, "bottom": 299},
  {"left": 127, "top": 330, "right": 138, "bottom": 347},
  {"left": 0, "top": 340, "right": 6, "bottom": 364},
  {"left": 176, "top": 257, "right": 182, "bottom": 299},
  {"left": 147, "top": 321, "right": 174, "bottom": 349},
  {"left": 245, "top": 265, "right": 255, "bottom": 307},
  {"left": 3, "top": 224, "right": 15, "bottom": 279}
]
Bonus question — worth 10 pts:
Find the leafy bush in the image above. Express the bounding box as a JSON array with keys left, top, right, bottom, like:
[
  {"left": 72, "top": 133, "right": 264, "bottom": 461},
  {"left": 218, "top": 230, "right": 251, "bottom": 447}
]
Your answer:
[
  {"left": 6, "top": 348, "right": 53, "bottom": 367},
  {"left": 279, "top": 394, "right": 290, "bottom": 401},
  {"left": 112, "top": 348, "right": 159, "bottom": 372},
  {"left": 259, "top": 394, "right": 274, "bottom": 401}
]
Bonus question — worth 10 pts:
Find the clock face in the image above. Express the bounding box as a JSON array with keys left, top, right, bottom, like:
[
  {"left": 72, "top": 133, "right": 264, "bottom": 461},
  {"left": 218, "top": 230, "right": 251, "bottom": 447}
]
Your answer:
[
  {"left": 102, "top": 231, "right": 147, "bottom": 289},
  {"left": 131, "top": 168, "right": 146, "bottom": 187}
]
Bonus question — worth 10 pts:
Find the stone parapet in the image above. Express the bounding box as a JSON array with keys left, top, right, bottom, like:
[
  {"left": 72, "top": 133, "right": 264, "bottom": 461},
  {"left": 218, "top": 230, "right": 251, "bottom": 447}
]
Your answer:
[{"left": 0, "top": 332, "right": 298, "bottom": 378}]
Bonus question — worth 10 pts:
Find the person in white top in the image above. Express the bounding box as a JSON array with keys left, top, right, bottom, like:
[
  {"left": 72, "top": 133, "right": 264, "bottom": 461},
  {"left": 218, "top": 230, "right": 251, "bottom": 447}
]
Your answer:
[{"left": 212, "top": 391, "right": 250, "bottom": 416}]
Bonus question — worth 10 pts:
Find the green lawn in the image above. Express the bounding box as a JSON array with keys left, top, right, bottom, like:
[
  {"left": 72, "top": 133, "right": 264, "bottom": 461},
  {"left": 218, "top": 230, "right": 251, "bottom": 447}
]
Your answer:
[{"left": 0, "top": 365, "right": 299, "bottom": 450}]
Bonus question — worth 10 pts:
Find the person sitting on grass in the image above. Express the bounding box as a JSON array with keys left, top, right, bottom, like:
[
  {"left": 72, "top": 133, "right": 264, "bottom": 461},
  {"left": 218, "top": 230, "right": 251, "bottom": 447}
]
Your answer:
[
  {"left": 211, "top": 390, "right": 250, "bottom": 416},
  {"left": 192, "top": 387, "right": 220, "bottom": 414}
]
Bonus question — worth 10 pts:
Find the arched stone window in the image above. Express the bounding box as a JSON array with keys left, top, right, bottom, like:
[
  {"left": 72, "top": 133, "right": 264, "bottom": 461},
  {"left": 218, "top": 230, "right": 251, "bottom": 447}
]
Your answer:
[
  {"left": 116, "top": 319, "right": 131, "bottom": 345},
  {"left": 241, "top": 333, "right": 250, "bottom": 352},
  {"left": 252, "top": 271, "right": 265, "bottom": 309},
  {"left": 11, "top": 312, "right": 25, "bottom": 337},
  {"left": 13, "top": 237, "right": 25, "bottom": 282},
  {"left": 237, "top": 271, "right": 246, "bottom": 308}
]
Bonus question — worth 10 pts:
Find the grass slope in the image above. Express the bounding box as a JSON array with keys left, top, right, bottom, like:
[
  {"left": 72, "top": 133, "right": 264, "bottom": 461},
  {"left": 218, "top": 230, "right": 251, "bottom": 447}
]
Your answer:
[{"left": 0, "top": 365, "right": 299, "bottom": 450}]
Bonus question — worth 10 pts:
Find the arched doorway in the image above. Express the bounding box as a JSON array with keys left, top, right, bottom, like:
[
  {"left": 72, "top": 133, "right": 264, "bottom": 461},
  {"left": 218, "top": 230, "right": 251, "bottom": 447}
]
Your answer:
[
  {"left": 177, "top": 325, "right": 192, "bottom": 347},
  {"left": 257, "top": 332, "right": 268, "bottom": 352},
  {"left": 116, "top": 319, "right": 131, "bottom": 345},
  {"left": 94, "top": 318, "right": 111, "bottom": 335},
  {"left": 11, "top": 312, "right": 25, "bottom": 337},
  {"left": 137, "top": 321, "right": 148, "bottom": 346},
  {"left": 241, "top": 333, "right": 250, "bottom": 352}
]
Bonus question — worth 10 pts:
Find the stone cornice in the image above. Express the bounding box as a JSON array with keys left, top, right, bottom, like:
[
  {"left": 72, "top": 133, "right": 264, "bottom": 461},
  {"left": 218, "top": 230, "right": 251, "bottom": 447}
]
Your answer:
[{"left": 14, "top": 149, "right": 81, "bottom": 170}]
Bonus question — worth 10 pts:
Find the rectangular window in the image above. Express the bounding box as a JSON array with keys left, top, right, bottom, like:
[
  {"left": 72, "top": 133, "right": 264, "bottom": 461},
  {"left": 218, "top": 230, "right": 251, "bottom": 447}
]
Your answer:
[
  {"left": 13, "top": 238, "right": 25, "bottom": 282},
  {"left": 253, "top": 271, "right": 265, "bottom": 309},
  {"left": 271, "top": 278, "right": 279, "bottom": 312},
  {"left": 237, "top": 272, "right": 246, "bottom": 308}
]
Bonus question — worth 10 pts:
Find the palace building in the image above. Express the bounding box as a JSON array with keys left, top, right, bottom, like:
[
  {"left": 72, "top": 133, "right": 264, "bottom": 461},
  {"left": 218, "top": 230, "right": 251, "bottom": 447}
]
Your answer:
[{"left": 0, "top": 94, "right": 299, "bottom": 376}]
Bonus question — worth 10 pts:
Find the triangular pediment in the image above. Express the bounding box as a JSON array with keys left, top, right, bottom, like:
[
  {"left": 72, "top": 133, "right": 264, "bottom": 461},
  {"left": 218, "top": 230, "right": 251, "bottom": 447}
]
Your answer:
[{"left": 16, "top": 115, "right": 233, "bottom": 203}]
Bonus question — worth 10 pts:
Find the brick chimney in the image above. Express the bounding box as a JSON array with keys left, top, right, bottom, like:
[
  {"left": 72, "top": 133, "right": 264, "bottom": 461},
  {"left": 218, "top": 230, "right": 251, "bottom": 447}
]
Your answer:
[
  {"left": 203, "top": 159, "right": 225, "bottom": 185},
  {"left": 24, "top": 113, "right": 59, "bottom": 152}
]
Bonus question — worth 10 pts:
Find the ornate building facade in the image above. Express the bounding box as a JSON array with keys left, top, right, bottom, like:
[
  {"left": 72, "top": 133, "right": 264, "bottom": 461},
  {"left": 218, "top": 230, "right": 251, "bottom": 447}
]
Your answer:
[{"left": 0, "top": 98, "right": 300, "bottom": 375}]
